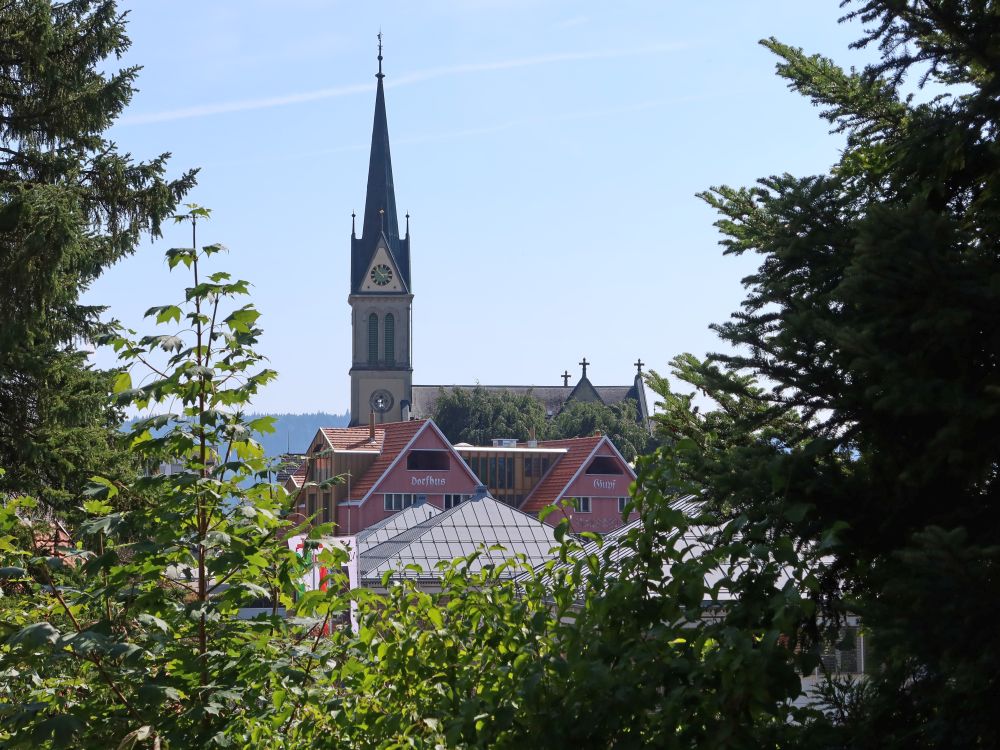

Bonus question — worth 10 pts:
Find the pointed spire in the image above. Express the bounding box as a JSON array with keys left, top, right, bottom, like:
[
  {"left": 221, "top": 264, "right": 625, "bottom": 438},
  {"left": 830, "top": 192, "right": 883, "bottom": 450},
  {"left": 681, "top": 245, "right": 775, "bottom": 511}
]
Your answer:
[
  {"left": 352, "top": 34, "right": 410, "bottom": 293},
  {"left": 377, "top": 30, "right": 384, "bottom": 80},
  {"left": 361, "top": 32, "right": 398, "bottom": 248}
]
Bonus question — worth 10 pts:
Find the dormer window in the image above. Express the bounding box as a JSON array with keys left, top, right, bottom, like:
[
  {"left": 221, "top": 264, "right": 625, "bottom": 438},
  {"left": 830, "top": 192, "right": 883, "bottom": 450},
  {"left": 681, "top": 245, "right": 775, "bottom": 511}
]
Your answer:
[
  {"left": 406, "top": 450, "right": 449, "bottom": 471},
  {"left": 586, "top": 456, "right": 623, "bottom": 475}
]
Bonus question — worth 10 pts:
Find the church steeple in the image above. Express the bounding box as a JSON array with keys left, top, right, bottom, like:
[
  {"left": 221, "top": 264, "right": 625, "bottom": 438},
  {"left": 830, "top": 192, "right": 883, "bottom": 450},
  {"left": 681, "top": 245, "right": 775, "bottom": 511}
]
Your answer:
[
  {"left": 352, "top": 33, "right": 410, "bottom": 293},
  {"left": 347, "top": 34, "right": 414, "bottom": 428}
]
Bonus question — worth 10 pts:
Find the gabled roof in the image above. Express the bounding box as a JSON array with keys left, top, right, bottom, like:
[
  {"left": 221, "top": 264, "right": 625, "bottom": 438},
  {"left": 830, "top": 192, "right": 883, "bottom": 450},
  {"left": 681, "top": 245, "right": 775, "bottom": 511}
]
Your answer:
[
  {"left": 276, "top": 454, "right": 306, "bottom": 485},
  {"left": 355, "top": 500, "right": 441, "bottom": 552},
  {"left": 521, "top": 435, "right": 636, "bottom": 513},
  {"left": 352, "top": 419, "right": 482, "bottom": 504},
  {"left": 519, "top": 496, "right": 794, "bottom": 603},
  {"left": 287, "top": 460, "right": 308, "bottom": 489},
  {"left": 319, "top": 426, "right": 384, "bottom": 452},
  {"left": 345, "top": 418, "right": 427, "bottom": 502},
  {"left": 566, "top": 376, "right": 604, "bottom": 405},
  {"left": 359, "top": 491, "right": 560, "bottom": 581},
  {"left": 520, "top": 435, "right": 603, "bottom": 513}
]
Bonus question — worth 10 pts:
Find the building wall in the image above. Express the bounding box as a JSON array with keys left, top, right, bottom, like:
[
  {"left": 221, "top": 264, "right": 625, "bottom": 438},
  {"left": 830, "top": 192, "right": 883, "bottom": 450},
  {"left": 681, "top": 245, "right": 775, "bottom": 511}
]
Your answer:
[
  {"left": 549, "top": 498, "right": 639, "bottom": 534},
  {"left": 456, "top": 448, "right": 563, "bottom": 506},
  {"left": 369, "top": 430, "right": 478, "bottom": 498},
  {"left": 335, "top": 425, "right": 480, "bottom": 535},
  {"left": 547, "top": 443, "right": 638, "bottom": 534}
]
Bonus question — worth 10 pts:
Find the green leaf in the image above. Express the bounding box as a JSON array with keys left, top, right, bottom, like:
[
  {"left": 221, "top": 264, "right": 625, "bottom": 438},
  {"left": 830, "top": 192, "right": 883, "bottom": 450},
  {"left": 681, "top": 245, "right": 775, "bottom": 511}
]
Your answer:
[
  {"left": 83, "top": 498, "right": 113, "bottom": 515},
  {"left": 10, "top": 621, "right": 60, "bottom": 647},
  {"left": 84, "top": 476, "right": 118, "bottom": 500},
  {"left": 426, "top": 607, "right": 444, "bottom": 629},
  {"left": 112, "top": 371, "right": 132, "bottom": 394},
  {"left": 155, "top": 305, "right": 182, "bottom": 324},
  {"left": 117, "top": 725, "right": 152, "bottom": 750}
]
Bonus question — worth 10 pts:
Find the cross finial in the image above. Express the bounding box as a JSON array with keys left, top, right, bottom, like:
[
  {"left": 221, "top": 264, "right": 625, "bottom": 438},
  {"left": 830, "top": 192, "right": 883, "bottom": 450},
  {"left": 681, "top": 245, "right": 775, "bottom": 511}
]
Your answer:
[
  {"left": 561, "top": 370, "right": 571, "bottom": 386},
  {"left": 377, "top": 31, "right": 384, "bottom": 79},
  {"left": 579, "top": 357, "right": 589, "bottom": 378},
  {"left": 634, "top": 358, "right": 644, "bottom": 374}
]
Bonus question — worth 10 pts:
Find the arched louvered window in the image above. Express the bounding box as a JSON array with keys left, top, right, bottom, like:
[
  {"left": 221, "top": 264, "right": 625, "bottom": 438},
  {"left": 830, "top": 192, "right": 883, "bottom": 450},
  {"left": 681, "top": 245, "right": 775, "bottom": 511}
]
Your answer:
[
  {"left": 384, "top": 313, "right": 395, "bottom": 364},
  {"left": 367, "top": 313, "right": 378, "bottom": 363}
]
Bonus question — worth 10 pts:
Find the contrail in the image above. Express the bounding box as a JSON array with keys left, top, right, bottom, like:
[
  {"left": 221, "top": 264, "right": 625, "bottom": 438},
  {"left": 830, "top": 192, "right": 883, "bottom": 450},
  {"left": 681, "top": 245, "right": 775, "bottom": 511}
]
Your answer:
[{"left": 119, "top": 42, "right": 691, "bottom": 126}]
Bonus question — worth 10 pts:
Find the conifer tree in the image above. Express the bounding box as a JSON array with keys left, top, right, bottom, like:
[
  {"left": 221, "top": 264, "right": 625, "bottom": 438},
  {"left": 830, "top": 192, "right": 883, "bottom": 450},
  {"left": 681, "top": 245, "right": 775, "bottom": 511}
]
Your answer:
[
  {"left": 0, "top": 1, "right": 196, "bottom": 513},
  {"left": 550, "top": 399, "right": 651, "bottom": 461},
  {"left": 658, "top": 1, "right": 1000, "bottom": 743}
]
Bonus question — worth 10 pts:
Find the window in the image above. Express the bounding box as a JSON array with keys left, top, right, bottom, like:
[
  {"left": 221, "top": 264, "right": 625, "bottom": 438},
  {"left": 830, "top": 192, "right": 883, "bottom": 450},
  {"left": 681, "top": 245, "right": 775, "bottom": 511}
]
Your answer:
[
  {"left": 367, "top": 313, "right": 378, "bottom": 363},
  {"left": 322, "top": 492, "right": 331, "bottom": 523},
  {"left": 468, "top": 456, "right": 483, "bottom": 481},
  {"left": 384, "top": 313, "right": 395, "bottom": 364},
  {"left": 406, "top": 450, "right": 450, "bottom": 471},
  {"left": 489, "top": 456, "right": 497, "bottom": 486},
  {"left": 384, "top": 493, "right": 415, "bottom": 512},
  {"left": 572, "top": 497, "right": 591, "bottom": 513},
  {"left": 586, "top": 456, "right": 624, "bottom": 475},
  {"left": 618, "top": 496, "right": 630, "bottom": 514},
  {"left": 497, "top": 457, "right": 507, "bottom": 488},
  {"left": 524, "top": 457, "right": 532, "bottom": 477},
  {"left": 444, "top": 494, "right": 469, "bottom": 509},
  {"left": 541, "top": 458, "right": 550, "bottom": 475},
  {"left": 307, "top": 492, "right": 317, "bottom": 518}
]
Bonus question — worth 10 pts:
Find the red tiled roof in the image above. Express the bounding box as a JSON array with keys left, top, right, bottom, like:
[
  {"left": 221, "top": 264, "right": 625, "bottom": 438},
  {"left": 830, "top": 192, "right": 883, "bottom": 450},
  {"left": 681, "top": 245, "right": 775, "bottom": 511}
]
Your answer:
[
  {"left": 320, "top": 426, "right": 385, "bottom": 452},
  {"left": 287, "top": 460, "right": 307, "bottom": 488},
  {"left": 344, "top": 419, "right": 428, "bottom": 502},
  {"left": 521, "top": 435, "right": 606, "bottom": 513}
]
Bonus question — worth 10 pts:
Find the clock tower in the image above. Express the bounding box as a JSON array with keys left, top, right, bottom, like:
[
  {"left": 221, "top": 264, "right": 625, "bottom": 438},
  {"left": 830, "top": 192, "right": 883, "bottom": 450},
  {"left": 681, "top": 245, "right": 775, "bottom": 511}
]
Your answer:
[{"left": 348, "top": 38, "right": 413, "bottom": 426}]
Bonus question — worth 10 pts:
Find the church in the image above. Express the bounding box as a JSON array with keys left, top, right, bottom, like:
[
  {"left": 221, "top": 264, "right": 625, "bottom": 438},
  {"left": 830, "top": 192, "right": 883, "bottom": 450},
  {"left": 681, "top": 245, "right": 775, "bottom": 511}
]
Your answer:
[{"left": 347, "top": 40, "right": 649, "bottom": 430}]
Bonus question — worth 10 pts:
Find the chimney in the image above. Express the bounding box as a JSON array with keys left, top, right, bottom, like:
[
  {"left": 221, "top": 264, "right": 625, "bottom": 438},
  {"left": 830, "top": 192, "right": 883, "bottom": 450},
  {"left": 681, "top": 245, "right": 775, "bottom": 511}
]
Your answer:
[{"left": 369, "top": 410, "right": 376, "bottom": 443}]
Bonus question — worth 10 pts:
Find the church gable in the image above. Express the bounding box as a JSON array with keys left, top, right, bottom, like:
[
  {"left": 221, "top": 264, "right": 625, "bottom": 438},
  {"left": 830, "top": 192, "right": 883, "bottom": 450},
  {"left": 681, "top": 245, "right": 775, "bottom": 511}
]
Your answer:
[
  {"left": 359, "top": 420, "right": 480, "bottom": 504},
  {"left": 359, "top": 243, "right": 405, "bottom": 293},
  {"left": 565, "top": 377, "right": 604, "bottom": 406}
]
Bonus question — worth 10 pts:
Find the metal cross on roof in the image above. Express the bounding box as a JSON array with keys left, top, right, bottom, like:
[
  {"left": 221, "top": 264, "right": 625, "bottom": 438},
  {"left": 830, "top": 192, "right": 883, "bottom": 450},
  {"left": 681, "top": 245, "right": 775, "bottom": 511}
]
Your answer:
[
  {"left": 561, "top": 370, "right": 571, "bottom": 386},
  {"left": 634, "top": 358, "right": 644, "bottom": 374},
  {"left": 579, "top": 357, "right": 589, "bottom": 378}
]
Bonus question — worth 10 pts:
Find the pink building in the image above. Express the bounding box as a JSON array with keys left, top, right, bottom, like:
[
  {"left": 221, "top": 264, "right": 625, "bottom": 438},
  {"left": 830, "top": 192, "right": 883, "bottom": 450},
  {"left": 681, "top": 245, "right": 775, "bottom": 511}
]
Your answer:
[{"left": 285, "top": 418, "right": 638, "bottom": 535}]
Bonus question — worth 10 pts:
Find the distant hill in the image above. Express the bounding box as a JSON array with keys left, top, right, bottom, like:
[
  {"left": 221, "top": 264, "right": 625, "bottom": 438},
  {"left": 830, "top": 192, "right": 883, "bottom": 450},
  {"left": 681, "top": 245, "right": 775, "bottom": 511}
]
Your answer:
[
  {"left": 124, "top": 411, "right": 350, "bottom": 458},
  {"left": 250, "top": 412, "right": 350, "bottom": 456}
]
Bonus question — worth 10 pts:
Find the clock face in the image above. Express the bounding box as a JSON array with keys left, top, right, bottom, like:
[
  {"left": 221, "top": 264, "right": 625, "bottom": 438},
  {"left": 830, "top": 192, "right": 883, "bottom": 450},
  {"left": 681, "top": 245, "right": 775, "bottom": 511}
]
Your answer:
[
  {"left": 369, "top": 389, "right": 394, "bottom": 414},
  {"left": 370, "top": 263, "right": 393, "bottom": 286}
]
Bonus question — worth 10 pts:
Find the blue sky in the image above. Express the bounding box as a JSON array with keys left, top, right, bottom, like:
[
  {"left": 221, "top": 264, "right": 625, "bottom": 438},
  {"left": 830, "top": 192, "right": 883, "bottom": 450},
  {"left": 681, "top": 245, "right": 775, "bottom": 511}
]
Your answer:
[{"left": 85, "top": 1, "right": 876, "bottom": 414}]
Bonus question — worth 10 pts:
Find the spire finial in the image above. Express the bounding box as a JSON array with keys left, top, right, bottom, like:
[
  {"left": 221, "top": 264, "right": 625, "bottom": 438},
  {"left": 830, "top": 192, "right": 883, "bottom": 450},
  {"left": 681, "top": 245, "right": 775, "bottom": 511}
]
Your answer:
[
  {"left": 351, "top": 210, "right": 356, "bottom": 237},
  {"left": 405, "top": 211, "right": 410, "bottom": 236},
  {"left": 377, "top": 30, "right": 384, "bottom": 80}
]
